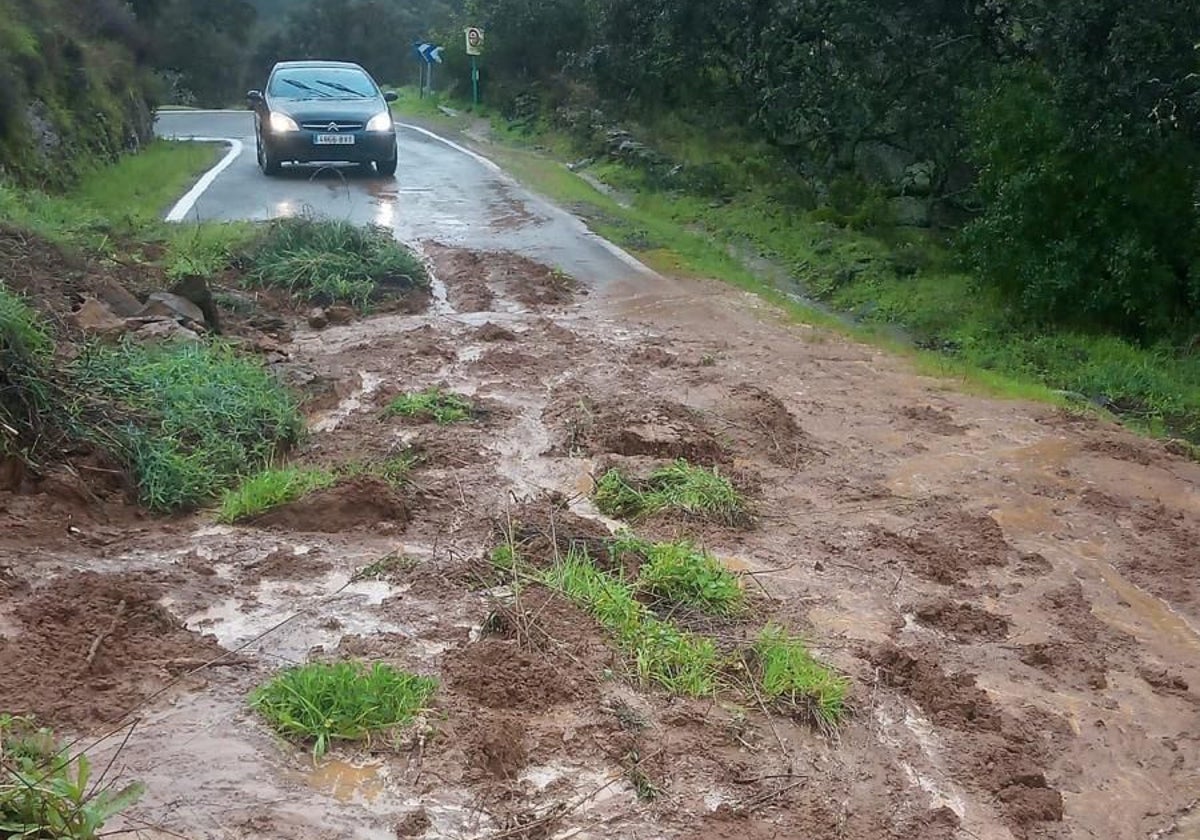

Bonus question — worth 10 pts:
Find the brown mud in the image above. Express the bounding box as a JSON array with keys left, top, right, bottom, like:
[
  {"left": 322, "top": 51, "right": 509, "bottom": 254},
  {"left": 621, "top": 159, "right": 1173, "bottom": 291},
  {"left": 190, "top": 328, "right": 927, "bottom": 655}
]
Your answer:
[{"left": 2, "top": 240, "right": 1199, "bottom": 840}]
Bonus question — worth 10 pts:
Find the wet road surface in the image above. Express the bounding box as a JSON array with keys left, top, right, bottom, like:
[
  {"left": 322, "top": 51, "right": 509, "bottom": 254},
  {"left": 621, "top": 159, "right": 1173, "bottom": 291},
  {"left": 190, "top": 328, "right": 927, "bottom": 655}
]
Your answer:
[{"left": 154, "top": 110, "right": 651, "bottom": 286}]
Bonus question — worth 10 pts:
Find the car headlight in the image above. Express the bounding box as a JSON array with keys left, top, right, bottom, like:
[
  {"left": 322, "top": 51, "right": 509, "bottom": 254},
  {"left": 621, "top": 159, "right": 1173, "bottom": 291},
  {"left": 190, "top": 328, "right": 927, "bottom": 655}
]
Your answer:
[
  {"left": 365, "top": 111, "right": 393, "bottom": 132},
  {"left": 268, "top": 112, "right": 299, "bottom": 132}
]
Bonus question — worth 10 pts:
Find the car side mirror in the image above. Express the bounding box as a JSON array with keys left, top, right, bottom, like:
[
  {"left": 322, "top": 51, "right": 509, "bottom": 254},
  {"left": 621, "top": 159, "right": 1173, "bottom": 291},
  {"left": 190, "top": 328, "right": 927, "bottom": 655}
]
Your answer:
[
  {"left": 383, "top": 91, "right": 398, "bottom": 103},
  {"left": 246, "top": 90, "right": 263, "bottom": 105}
]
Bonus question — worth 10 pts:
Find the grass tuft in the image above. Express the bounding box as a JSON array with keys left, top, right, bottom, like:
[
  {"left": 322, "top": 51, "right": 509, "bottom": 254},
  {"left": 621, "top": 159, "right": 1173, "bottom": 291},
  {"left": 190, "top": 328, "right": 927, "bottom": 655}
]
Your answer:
[
  {"left": 251, "top": 661, "right": 437, "bottom": 759},
  {"left": 243, "top": 216, "right": 428, "bottom": 309},
  {"left": 71, "top": 341, "right": 302, "bottom": 511},
  {"left": 0, "top": 285, "right": 57, "bottom": 456},
  {"left": 753, "top": 625, "right": 848, "bottom": 731},
  {"left": 616, "top": 534, "right": 744, "bottom": 615},
  {"left": 0, "top": 715, "right": 144, "bottom": 838},
  {"left": 216, "top": 466, "right": 336, "bottom": 523},
  {"left": 385, "top": 388, "right": 475, "bottom": 424},
  {"left": 595, "top": 459, "right": 747, "bottom": 525}
]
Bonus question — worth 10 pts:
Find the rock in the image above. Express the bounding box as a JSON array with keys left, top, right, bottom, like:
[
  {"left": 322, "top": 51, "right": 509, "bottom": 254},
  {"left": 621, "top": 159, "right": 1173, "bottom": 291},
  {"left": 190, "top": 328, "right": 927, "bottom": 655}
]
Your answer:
[
  {"left": 854, "top": 141, "right": 916, "bottom": 187},
  {"left": 70, "top": 297, "right": 126, "bottom": 335},
  {"left": 308, "top": 308, "right": 329, "bottom": 329},
  {"left": 169, "top": 276, "right": 221, "bottom": 332},
  {"left": 889, "top": 196, "right": 931, "bottom": 227},
  {"left": 128, "top": 316, "right": 201, "bottom": 342},
  {"left": 94, "top": 278, "right": 143, "bottom": 317},
  {"left": 900, "top": 161, "right": 936, "bottom": 197},
  {"left": 325, "top": 305, "right": 356, "bottom": 326},
  {"left": 138, "top": 292, "right": 207, "bottom": 327}
]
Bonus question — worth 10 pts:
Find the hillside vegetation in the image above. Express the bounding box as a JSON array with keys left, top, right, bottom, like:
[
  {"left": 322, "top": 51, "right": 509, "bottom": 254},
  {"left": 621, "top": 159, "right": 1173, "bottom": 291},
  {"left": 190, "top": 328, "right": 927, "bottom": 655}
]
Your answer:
[{"left": 0, "top": 0, "right": 156, "bottom": 188}]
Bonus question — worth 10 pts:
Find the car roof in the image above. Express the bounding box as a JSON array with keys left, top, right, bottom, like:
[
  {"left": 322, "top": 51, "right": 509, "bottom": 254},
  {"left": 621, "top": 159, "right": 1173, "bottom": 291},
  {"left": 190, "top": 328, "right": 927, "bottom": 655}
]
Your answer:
[{"left": 271, "top": 60, "right": 368, "bottom": 72}]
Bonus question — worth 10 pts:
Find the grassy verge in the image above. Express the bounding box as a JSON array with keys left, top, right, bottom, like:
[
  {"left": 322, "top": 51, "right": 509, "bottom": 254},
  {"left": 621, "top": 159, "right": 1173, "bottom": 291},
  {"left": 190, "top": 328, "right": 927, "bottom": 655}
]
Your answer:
[
  {"left": 0, "top": 715, "right": 144, "bottom": 838},
  {"left": 0, "top": 140, "right": 221, "bottom": 242},
  {"left": 594, "top": 460, "right": 748, "bottom": 526},
  {"left": 251, "top": 662, "right": 436, "bottom": 758},
  {"left": 390, "top": 89, "right": 1200, "bottom": 444},
  {"left": 385, "top": 387, "right": 476, "bottom": 424}
]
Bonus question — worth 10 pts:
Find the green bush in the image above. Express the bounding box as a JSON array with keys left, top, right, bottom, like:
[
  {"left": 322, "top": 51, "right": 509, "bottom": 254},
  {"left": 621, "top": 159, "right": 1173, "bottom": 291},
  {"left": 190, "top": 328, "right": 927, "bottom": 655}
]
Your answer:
[
  {"left": 963, "top": 66, "right": 1200, "bottom": 340},
  {"left": 0, "top": 715, "right": 144, "bottom": 839},
  {"left": 615, "top": 535, "right": 744, "bottom": 615},
  {"left": 243, "top": 217, "right": 429, "bottom": 309},
  {"left": 72, "top": 341, "right": 302, "bottom": 511}
]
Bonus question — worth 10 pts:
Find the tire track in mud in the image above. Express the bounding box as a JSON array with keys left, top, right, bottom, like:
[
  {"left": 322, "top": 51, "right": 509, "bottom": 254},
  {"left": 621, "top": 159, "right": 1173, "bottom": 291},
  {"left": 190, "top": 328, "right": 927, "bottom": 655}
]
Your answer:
[{"left": 3, "top": 247, "right": 1200, "bottom": 839}]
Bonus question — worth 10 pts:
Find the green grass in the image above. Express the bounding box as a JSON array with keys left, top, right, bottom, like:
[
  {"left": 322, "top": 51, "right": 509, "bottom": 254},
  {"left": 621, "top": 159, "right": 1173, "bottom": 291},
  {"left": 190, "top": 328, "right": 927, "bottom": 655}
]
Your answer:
[
  {"left": 615, "top": 534, "right": 744, "bottom": 615},
  {"left": 753, "top": 625, "right": 848, "bottom": 731},
  {"left": 251, "top": 662, "right": 437, "bottom": 758},
  {"left": 71, "top": 341, "right": 302, "bottom": 511},
  {"left": 0, "top": 286, "right": 54, "bottom": 456},
  {"left": 595, "top": 460, "right": 748, "bottom": 525},
  {"left": 388, "top": 92, "right": 1200, "bottom": 445},
  {"left": 0, "top": 715, "right": 144, "bottom": 839},
  {"left": 73, "top": 140, "right": 222, "bottom": 225},
  {"left": 243, "top": 216, "right": 429, "bottom": 309},
  {"left": 163, "top": 220, "right": 256, "bottom": 279},
  {"left": 216, "top": 466, "right": 337, "bottom": 523},
  {"left": 385, "top": 388, "right": 475, "bottom": 424},
  {"left": 0, "top": 141, "right": 221, "bottom": 248},
  {"left": 542, "top": 549, "right": 719, "bottom": 696}
]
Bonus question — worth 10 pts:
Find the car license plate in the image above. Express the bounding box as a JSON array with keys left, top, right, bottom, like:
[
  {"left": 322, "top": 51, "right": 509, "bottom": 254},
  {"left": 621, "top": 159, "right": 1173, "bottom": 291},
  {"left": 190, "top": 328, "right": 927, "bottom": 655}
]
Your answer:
[{"left": 314, "top": 134, "right": 354, "bottom": 145}]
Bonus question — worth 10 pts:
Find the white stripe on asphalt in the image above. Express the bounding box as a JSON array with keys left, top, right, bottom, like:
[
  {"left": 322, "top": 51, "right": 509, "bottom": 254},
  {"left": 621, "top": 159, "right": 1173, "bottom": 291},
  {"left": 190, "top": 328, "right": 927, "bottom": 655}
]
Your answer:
[
  {"left": 165, "top": 138, "right": 244, "bottom": 222},
  {"left": 396, "top": 122, "right": 504, "bottom": 173}
]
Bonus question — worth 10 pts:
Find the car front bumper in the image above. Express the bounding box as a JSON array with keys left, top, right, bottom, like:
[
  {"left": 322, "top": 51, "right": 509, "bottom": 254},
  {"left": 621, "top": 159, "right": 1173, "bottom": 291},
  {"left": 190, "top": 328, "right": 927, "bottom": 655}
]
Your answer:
[{"left": 264, "top": 130, "right": 397, "bottom": 163}]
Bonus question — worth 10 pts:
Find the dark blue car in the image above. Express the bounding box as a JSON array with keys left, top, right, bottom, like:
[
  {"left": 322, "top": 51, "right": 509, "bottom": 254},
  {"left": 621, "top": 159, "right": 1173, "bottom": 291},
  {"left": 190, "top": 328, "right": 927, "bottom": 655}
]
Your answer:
[{"left": 248, "top": 60, "right": 399, "bottom": 177}]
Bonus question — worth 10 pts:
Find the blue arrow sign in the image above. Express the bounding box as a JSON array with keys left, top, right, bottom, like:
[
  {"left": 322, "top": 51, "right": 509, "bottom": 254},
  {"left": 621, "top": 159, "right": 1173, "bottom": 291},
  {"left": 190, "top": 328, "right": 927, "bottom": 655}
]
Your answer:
[{"left": 415, "top": 43, "right": 444, "bottom": 64}]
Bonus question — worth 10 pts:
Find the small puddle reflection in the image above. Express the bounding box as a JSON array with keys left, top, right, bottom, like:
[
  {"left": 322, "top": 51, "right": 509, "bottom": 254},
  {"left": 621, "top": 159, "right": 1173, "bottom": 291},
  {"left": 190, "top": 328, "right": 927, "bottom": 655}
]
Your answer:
[{"left": 299, "top": 759, "right": 385, "bottom": 804}]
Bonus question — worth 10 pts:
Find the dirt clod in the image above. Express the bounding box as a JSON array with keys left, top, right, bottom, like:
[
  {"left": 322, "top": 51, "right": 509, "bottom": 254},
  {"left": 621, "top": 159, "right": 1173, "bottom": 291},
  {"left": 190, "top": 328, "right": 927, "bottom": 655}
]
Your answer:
[{"left": 253, "top": 477, "right": 408, "bottom": 532}]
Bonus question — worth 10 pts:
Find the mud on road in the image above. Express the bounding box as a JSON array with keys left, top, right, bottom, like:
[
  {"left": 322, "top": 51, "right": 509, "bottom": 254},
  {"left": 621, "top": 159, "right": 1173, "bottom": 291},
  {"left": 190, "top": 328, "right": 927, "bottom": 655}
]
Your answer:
[{"left": 2, "top": 239, "right": 1199, "bottom": 840}]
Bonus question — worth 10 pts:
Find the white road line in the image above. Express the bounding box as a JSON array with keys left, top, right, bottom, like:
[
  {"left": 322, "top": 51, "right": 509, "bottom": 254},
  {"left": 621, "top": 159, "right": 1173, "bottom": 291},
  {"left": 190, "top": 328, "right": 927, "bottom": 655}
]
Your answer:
[
  {"left": 396, "top": 123, "right": 657, "bottom": 277},
  {"left": 164, "top": 138, "right": 244, "bottom": 222},
  {"left": 396, "top": 122, "right": 504, "bottom": 173}
]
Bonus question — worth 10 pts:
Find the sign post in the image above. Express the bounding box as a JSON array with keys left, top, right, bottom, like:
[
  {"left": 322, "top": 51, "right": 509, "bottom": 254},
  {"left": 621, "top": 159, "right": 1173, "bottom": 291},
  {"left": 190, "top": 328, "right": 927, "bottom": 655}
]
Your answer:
[
  {"left": 413, "top": 42, "right": 444, "bottom": 98},
  {"left": 465, "top": 26, "right": 484, "bottom": 105}
]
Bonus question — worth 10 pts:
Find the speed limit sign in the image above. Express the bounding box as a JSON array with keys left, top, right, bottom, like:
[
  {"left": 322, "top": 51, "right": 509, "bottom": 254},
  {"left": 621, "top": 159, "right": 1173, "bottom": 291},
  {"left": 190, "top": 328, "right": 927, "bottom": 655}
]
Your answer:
[{"left": 465, "top": 27, "right": 484, "bottom": 56}]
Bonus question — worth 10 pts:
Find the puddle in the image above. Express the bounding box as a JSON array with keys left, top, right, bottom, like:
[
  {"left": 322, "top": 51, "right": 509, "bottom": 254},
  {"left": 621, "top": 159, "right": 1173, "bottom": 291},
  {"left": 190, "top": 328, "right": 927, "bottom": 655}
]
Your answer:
[
  {"left": 1073, "top": 540, "right": 1200, "bottom": 654},
  {"left": 312, "top": 371, "right": 383, "bottom": 433},
  {"left": 299, "top": 759, "right": 386, "bottom": 803},
  {"left": 185, "top": 570, "right": 408, "bottom": 662}
]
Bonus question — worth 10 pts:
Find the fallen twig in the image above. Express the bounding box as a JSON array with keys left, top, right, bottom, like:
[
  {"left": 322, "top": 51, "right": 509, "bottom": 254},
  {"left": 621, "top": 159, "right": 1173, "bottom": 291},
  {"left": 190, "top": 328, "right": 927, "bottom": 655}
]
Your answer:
[{"left": 85, "top": 600, "right": 126, "bottom": 668}]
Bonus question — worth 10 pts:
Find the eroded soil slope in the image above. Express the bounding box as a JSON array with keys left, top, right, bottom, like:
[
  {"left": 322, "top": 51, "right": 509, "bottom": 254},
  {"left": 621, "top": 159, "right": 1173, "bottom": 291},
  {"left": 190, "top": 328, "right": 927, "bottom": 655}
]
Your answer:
[{"left": 2, "top": 242, "right": 1198, "bottom": 840}]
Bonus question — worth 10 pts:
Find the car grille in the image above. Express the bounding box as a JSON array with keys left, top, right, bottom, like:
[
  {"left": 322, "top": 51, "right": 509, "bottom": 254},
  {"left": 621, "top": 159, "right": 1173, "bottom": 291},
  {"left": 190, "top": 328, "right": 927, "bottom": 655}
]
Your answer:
[{"left": 300, "top": 120, "right": 364, "bottom": 131}]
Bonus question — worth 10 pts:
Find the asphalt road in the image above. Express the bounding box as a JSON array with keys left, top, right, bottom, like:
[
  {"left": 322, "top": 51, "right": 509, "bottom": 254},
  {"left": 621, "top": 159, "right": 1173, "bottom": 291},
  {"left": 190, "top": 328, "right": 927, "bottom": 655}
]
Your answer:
[{"left": 154, "top": 110, "right": 651, "bottom": 286}]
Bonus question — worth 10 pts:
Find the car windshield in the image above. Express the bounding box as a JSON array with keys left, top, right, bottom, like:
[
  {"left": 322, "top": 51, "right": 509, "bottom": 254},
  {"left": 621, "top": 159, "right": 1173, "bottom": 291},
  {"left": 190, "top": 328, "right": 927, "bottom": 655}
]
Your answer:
[{"left": 268, "top": 68, "right": 377, "bottom": 100}]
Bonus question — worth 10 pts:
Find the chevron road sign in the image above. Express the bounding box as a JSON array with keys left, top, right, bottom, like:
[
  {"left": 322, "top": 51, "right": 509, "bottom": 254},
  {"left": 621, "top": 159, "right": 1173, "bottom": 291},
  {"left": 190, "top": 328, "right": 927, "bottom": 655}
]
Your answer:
[{"left": 414, "top": 43, "right": 444, "bottom": 64}]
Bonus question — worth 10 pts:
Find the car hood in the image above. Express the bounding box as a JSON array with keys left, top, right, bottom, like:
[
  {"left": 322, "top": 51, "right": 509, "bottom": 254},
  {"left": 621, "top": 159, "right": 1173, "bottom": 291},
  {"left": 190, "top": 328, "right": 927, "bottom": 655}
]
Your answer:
[{"left": 266, "top": 97, "right": 388, "bottom": 123}]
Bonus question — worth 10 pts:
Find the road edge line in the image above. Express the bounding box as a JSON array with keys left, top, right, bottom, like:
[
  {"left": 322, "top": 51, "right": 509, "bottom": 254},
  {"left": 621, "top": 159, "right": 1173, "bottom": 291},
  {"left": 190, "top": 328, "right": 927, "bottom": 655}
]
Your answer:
[
  {"left": 396, "top": 123, "right": 658, "bottom": 278},
  {"left": 165, "top": 138, "right": 244, "bottom": 223}
]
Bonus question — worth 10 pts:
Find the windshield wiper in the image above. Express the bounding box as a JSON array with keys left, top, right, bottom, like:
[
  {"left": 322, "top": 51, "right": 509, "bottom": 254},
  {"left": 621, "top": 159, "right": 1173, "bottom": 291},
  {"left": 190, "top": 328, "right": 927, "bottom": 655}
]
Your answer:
[
  {"left": 313, "top": 79, "right": 370, "bottom": 98},
  {"left": 281, "top": 78, "right": 332, "bottom": 97}
]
